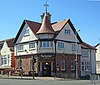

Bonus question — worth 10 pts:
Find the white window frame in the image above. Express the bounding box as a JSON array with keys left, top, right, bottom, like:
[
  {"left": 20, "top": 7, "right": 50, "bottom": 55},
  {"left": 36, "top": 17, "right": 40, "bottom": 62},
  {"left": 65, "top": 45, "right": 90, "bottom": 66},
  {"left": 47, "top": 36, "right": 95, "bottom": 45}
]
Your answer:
[
  {"left": 72, "top": 43, "right": 76, "bottom": 51},
  {"left": 82, "top": 49, "right": 89, "bottom": 57},
  {"left": 17, "top": 44, "right": 23, "bottom": 51},
  {"left": 29, "top": 42, "right": 35, "bottom": 50},
  {"left": 71, "top": 61, "right": 75, "bottom": 71},
  {"left": 65, "top": 29, "right": 71, "bottom": 35},
  {"left": 1, "top": 56, "right": 7, "bottom": 65},
  {"left": 40, "top": 41, "right": 53, "bottom": 48},
  {"left": 81, "top": 61, "right": 90, "bottom": 71},
  {"left": 61, "top": 60, "right": 66, "bottom": 71},
  {"left": 58, "top": 42, "right": 64, "bottom": 49},
  {"left": 24, "top": 28, "right": 29, "bottom": 36}
]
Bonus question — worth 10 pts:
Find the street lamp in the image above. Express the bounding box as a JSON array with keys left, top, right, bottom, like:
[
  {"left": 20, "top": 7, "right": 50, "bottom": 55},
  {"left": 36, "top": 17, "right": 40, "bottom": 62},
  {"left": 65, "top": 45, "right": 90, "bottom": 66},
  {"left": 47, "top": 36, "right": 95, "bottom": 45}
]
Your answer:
[{"left": 75, "top": 29, "right": 80, "bottom": 79}]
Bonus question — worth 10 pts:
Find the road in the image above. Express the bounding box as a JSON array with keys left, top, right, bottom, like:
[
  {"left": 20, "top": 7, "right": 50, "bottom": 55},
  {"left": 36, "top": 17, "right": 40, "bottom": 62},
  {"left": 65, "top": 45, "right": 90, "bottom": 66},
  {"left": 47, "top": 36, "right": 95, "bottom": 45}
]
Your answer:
[{"left": 0, "top": 79, "right": 99, "bottom": 85}]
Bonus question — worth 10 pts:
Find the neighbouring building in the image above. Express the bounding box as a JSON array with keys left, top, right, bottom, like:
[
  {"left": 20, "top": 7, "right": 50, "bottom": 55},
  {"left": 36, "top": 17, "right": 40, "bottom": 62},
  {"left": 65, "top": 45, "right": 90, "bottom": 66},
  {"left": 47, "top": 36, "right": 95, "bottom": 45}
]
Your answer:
[
  {"left": 13, "top": 9, "right": 96, "bottom": 78},
  {"left": 80, "top": 42, "right": 96, "bottom": 78},
  {"left": 0, "top": 38, "right": 16, "bottom": 75},
  {"left": 95, "top": 44, "right": 100, "bottom": 74}
]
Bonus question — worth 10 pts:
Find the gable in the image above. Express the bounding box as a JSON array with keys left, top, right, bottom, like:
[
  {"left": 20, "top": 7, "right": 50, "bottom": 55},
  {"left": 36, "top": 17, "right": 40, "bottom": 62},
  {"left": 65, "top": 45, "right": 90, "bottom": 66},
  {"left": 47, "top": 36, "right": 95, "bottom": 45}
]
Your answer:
[
  {"left": 1, "top": 41, "right": 11, "bottom": 55},
  {"left": 55, "top": 23, "right": 80, "bottom": 43},
  {"left": 14, "top": 20, "right": 41, "bottom": 44},
  {"left": 16, "top": 23, "right": 38, "bottom": 43}
]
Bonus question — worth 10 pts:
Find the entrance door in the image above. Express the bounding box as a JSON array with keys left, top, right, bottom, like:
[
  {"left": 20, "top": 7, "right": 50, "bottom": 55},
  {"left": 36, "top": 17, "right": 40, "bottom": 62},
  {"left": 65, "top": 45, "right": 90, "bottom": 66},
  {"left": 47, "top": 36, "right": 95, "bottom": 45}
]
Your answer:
[{"left": 42, "top": 62, "right": 51, "bottom": 76}]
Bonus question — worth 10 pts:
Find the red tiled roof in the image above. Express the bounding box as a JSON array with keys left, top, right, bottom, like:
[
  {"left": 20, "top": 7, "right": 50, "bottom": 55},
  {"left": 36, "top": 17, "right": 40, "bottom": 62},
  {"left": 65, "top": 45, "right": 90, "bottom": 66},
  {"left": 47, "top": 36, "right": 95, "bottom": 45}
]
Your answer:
[
  {"left": 25, "top": 20, "right": 41, "bottom": 34},
  {"left": 14, "top": 20, "right": 41, "bottom": 43},
  {"left": 6, "top": 38, "right": 15, "bottom": 47},
  {"left": 52, "top": 19, "right": 69, "bottom": 31},
  {"left": 81, "top": 42, "right": 96, "bottom": 50},
  {"left": 36, "top": 13, "right": 54, "bottom": 34},
  {"left": 14, "top": 18, "right": 83, "bottom": 43}
]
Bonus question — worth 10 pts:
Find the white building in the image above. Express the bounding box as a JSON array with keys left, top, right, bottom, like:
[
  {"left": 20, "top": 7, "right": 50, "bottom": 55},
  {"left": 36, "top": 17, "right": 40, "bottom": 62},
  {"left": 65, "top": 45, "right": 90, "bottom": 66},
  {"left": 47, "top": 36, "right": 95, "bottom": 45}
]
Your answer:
[
  {"left": 95, "top": 44, "right": 100, "bottom": 74},
  {"left": 0, "top": 38, "right": 15, "bottom": 74},
  {"left": 80, "top": 42, "right": 96, "bottom": 78},
  {"left": 13, "top": 10, "right": 96, "bottom": 79}
]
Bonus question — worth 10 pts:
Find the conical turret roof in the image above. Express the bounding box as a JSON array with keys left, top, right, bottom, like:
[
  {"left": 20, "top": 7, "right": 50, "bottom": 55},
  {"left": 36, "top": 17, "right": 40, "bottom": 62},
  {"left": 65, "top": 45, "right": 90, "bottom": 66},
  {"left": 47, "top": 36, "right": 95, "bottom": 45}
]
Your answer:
[{"left": 36, "top": 13, "right": 54, "bottom": 34}]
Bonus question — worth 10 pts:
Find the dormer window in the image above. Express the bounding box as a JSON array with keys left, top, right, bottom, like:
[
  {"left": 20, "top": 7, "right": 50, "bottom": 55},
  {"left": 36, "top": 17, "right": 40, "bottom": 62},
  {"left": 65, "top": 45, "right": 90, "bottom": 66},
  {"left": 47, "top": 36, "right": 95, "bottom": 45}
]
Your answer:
[
  {"left": 65, "top": 29, "right": 71, "bottom": 35},
  {"left": 24, "top": 29, "right": 29, "bottom": 36}
]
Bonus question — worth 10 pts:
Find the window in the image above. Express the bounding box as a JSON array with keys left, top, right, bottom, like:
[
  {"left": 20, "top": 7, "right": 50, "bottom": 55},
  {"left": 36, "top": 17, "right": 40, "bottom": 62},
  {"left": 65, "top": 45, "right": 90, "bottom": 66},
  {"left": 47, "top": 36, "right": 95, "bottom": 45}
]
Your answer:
[
  {"left": 61, "top": 60, "right": 66, "bottom": 71},
  {"left": 82, "top": 49, "right": 88, "bottom": 57},
  {"left": 17, "top": 44, "right": 23, "bottom": 51},
  {"left": 40, "top": 41, "right": 53, "bottom": 48},
  {"left": 4, "top": 58, "right": 7, "bottom": 64},
  {"left": 24, "top": 29, "right": 29, "bottom": 36},
  {"left": 82, "top": 62, "right": 84, "bottom": 65},
  {"left": 82, "top": 66, "right": 84, "bottom": 71},
  {"left": 72, "top": 44, "right": 76, "bottom": 51},
  {"left": 71, "top": 61, "right": 75, "bottom": 71},
  {"left": 65, "top": 29, "right": 71, "bottom": 35},
  {"left": 81, "top": 61, "right": 90, "bottom": 71},
  {"left": 58, "top": 42, "right": 64, "bottom": 48},
  {"left": 1, "top": 58, "right": 3, "bottom": 65},
  {"left": 1, "top": 57, "right": 7, "bottom": 65},
  {"left": 29, "top": 42, "right": 35, "bottom": 50}
]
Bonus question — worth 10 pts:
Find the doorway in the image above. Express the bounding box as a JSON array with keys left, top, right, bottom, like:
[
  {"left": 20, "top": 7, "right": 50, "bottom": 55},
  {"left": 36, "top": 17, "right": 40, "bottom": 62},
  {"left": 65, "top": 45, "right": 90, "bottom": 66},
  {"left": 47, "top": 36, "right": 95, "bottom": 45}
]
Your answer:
[{"left": 42, "top": 62, "right": 51, "bottom": 76}]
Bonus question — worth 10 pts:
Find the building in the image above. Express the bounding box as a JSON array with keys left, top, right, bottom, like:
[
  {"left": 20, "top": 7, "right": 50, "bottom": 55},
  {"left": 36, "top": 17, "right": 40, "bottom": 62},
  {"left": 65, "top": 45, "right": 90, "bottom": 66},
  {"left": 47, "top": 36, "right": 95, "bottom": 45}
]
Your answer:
[
  {"left": 0, "top": 38, "right": 16, "bottom": 75},
  {"left": 95, "top": 44, "right": 100, "bottom": 74},
  {"left": 80, "top": 42, "right": 96, "bottom": 79},
  {"left": 13, "top": 8, "right": 96, "bottom": 78}
]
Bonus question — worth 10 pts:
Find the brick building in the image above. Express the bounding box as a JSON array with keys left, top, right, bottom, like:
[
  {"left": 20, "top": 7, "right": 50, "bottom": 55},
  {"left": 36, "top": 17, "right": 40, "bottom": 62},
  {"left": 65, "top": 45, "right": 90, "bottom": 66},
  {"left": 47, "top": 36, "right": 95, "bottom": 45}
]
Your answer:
[{"left": 14, "top": 9, "right": 96, "bottom": 78}]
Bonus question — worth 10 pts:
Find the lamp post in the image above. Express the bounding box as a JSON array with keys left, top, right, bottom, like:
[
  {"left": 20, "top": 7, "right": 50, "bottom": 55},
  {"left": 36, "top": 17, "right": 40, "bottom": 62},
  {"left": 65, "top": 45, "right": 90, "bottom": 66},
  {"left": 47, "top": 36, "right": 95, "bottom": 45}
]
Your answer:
[
  {"left": 8, "top": 55, "right": 10, "bottom": 78},
  {"left": 75, "top": 29, "right": 80, "bottom": 79},
  {"left": 32, "top": 55, "right": 34, "bottom": 79}
]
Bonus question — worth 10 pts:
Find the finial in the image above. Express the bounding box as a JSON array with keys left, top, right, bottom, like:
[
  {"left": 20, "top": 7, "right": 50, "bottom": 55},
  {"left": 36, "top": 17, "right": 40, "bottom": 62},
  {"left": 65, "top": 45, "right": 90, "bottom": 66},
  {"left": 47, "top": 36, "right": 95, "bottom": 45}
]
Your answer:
[{"left": 44, "top": 0, "right": 49, "bottom": 13}]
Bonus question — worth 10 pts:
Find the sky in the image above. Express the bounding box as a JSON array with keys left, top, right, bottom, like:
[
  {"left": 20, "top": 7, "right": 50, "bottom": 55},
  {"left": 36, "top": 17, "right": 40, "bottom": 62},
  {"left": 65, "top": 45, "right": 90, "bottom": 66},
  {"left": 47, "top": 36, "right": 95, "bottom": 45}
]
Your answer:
[{"left": 0, "top": 0, "right": 100, "bottom": 46}]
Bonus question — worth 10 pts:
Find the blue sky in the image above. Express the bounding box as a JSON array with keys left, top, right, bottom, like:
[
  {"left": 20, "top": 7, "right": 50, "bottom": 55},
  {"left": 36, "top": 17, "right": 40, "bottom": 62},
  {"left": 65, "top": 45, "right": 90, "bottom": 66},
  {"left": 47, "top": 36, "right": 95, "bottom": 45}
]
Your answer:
[{"left": 0, "top": 0, "right": 100, "bottom": 46}]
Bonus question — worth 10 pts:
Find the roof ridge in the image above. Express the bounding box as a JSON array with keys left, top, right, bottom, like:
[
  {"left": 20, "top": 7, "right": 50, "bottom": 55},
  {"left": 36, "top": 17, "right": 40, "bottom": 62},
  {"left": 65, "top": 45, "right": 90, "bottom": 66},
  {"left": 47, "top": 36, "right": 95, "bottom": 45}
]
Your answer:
[
  {"left": 54, "top": 19, "right": 69, "bottom": 24},
  {"left": 25, "top": 19, "right": 41, "bottom": 24},
  {"left": 0, "top": 37, "right": 15, "bottom": 42}
]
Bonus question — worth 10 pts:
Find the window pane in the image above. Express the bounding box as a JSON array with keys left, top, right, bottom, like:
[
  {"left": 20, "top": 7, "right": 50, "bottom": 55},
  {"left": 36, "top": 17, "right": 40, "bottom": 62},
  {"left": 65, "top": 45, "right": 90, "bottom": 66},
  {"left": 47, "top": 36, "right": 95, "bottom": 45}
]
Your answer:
[
  {"left": 50, "top": 42, "right": 53, "bottom": 47},
  {"left": 82, "top": 62, "right": 84, "bottom": 65},
  {"left": 82, "top": 66, "right": 84, "bottom": 71},
  {"left": 47, "top": 41, "right": 49, "bottom": 47},
  {"left": 43, "top": 42, "right": 46, "bottom": 47},
  {"left": 40, "top": 41, "right": 42, "bottom": 47}
]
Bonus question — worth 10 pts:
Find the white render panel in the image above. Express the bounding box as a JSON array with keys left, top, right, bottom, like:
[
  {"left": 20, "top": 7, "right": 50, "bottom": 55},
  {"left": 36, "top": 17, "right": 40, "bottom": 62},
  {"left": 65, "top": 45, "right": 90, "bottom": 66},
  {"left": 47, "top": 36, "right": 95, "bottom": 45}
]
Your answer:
[
  {"left": 15, "top": 42, "right": 37, "bottom": 56},
  {"left": 56, "top": 23, "right": 79, "bottom": 42},
  {"left": 96, "top": 45, "right": 100, "bottom": 61},
  {"left": 96, "top": 61, "right": 100, "bottom": 74},
  {"left": 56, "top": 42, "right": 81, "bottom": 55},
  {"left": 91, "top": 50, "right": 96, "bottom": 74},
  {"left": 38, "top": 34, "right": 54, "bottom": 39}
]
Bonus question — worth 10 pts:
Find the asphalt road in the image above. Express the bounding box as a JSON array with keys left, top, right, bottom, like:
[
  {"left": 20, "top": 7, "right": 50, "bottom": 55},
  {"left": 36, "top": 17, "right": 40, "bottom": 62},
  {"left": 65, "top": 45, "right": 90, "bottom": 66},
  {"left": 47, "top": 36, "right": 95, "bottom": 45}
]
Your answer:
[{"left": 0, "top": 79, "right": 99, "bottom": 85}]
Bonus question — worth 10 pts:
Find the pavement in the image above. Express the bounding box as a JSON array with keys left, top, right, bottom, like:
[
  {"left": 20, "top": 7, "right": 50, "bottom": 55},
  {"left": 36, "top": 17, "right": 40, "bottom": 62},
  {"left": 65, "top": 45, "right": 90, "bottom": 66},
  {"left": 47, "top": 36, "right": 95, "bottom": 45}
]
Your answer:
[{"left": 0, "top": 75, "right": 73, "bottom": 81}]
